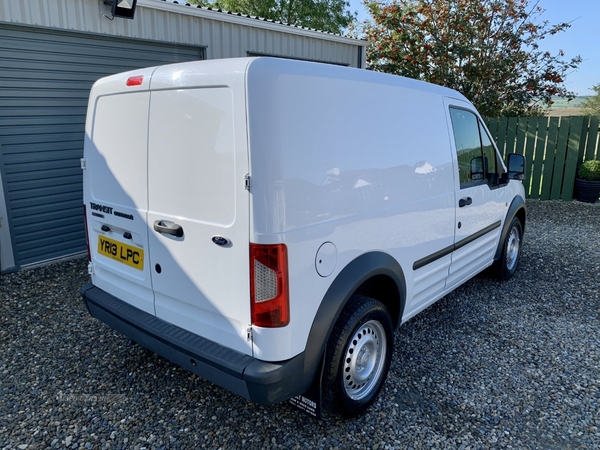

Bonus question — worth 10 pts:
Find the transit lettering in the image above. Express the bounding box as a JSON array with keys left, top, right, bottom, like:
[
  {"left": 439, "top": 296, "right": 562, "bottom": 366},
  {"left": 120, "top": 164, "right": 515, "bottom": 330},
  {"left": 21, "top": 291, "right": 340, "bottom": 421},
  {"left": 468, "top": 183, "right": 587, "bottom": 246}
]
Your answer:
[{"left": 89, "top": 202, "right": 113, "bottom": 215}]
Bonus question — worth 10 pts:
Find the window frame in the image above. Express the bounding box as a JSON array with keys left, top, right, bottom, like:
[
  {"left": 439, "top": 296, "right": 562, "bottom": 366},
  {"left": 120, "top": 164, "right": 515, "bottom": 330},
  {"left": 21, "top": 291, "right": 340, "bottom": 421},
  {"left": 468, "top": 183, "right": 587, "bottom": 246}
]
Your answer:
[{"left": 449, "top": 106, "right": 503, "bottom": 191}]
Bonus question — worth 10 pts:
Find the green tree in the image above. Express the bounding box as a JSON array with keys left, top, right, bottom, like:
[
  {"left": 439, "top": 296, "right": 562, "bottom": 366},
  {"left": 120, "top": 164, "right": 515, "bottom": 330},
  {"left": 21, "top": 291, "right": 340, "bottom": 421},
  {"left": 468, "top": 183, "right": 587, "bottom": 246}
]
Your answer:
[
  {"left": 363, "top": 0, "right": 581, "bottom": 116},
  {"left": 581, "top": 84, "right": 600, "bottom": 116},
  {"left": 189, "top": 0, "right": 355, "bottom": 34}
]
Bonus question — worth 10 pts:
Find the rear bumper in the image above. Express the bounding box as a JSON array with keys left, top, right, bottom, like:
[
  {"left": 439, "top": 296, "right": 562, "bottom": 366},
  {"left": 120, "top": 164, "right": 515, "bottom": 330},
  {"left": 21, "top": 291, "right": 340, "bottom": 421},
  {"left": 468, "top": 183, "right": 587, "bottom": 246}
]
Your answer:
[{"left": 80, "top": 283, "right": 309, "bottom": 405}]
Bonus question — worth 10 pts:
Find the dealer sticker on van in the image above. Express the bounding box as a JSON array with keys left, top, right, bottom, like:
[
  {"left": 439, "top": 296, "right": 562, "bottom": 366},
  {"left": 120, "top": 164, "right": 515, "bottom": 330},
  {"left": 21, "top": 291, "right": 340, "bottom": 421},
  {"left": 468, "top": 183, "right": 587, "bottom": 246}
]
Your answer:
[{"left": 97, "top": 235, "right": 144, "bottom": 270}]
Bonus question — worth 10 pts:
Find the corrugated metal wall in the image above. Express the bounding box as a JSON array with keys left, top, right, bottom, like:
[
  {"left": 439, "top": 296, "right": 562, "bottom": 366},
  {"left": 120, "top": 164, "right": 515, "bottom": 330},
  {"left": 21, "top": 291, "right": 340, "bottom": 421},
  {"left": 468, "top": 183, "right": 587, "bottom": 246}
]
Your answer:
[
  {"left": 0, "top": 23, "right": 203, "bottom": 266},
  {"left": 0, "top": 0, "right": 365, "bottom": 269},
  {"left": 0, "top": 0, "right": 363, "bottom": 67}
]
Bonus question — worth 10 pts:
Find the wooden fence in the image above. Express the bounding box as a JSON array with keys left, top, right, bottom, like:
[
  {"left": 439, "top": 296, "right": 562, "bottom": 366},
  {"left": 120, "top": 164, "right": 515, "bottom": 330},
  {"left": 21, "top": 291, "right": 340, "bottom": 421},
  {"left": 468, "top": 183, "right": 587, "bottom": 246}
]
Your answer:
[{"left": 485, "top": 116, "right": 600, "bottom": 200}]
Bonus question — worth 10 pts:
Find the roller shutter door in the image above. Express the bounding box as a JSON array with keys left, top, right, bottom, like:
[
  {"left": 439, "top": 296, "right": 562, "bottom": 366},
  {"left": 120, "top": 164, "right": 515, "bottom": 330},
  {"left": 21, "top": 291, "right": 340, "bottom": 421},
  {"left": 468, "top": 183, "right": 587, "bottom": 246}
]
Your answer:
[{"left": 0, "top": 23, "right": 204, "bottom": 267}]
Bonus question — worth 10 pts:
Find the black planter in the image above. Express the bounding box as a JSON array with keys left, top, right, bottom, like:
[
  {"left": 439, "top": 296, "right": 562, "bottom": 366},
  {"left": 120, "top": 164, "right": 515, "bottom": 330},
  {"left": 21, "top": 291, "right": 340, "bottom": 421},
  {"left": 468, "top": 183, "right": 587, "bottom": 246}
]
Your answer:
[{"left": 575, "top": 178, "right": 600, "bottom": 203}]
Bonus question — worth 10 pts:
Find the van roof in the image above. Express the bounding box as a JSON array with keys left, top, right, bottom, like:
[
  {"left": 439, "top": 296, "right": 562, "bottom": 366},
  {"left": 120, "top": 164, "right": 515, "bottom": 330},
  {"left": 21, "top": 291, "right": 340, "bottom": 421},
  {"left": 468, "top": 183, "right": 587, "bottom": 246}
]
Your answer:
[{"left": 148, "top": 57, "right": 470, "bottom": 103}]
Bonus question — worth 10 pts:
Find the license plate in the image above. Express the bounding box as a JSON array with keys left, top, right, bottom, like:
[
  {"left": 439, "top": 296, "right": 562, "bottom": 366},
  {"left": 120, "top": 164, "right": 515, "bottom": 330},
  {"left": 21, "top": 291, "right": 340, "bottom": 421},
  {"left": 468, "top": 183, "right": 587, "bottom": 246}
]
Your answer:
[{"left": 97, "top": 235, "right": 144, "bottom": 270}]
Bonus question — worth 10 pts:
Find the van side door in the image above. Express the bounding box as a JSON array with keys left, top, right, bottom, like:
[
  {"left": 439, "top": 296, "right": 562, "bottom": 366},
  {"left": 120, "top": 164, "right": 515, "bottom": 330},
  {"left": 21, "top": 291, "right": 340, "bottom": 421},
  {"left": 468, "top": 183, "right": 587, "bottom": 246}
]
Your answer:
[{"left": 444, "top": 99, "right": 509, "bottom": 288}]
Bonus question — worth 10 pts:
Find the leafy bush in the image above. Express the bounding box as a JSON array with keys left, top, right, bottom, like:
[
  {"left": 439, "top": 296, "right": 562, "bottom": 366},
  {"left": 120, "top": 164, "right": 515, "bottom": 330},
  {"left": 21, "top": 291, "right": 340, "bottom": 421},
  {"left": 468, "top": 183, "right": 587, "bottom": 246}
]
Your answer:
[
  {"left": 363, "top": 0, "right": 581, "bottom": 117},
  {"left": 582, "top": 84, "right": 600, "bottom": 116},
  {"left": 578, "top": 160, "right": 600, "bottom": 181}
]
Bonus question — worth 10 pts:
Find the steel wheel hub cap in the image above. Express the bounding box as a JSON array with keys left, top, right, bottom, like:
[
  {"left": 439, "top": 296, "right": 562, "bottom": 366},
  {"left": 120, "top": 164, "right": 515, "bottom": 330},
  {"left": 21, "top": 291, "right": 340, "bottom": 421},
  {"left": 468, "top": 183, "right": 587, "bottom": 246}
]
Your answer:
[
  {"left": 506, "top": 227, "right": 521, "bottom": 271},
  {"left": 343, "top": 320, "right": 387, "bottom": 400}
]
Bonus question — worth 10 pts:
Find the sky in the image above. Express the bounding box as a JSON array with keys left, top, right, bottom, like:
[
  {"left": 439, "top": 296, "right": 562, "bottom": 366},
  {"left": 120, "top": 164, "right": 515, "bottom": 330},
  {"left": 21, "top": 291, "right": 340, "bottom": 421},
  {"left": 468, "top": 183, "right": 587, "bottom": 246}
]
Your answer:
[{"left": 348, "top": 0, "right": 600, "bottom": 96}]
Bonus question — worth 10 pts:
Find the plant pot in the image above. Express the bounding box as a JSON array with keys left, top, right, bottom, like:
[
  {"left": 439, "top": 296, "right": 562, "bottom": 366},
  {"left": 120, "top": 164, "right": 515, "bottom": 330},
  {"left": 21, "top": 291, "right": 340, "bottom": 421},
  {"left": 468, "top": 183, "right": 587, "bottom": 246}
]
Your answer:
[{"left": 574, "top": 178, "right": 600, "bottom": 203}]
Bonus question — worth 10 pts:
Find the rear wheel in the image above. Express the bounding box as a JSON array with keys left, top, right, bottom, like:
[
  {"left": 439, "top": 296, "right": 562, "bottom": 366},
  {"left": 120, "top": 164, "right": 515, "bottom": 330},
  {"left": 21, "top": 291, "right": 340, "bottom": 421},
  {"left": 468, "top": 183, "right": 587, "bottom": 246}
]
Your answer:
[
  {"left": 323, "top": 295, "right": 393, "bottom": 418},
  {"left": 493, "top": 216, "right": 523, "bottom": 280}
]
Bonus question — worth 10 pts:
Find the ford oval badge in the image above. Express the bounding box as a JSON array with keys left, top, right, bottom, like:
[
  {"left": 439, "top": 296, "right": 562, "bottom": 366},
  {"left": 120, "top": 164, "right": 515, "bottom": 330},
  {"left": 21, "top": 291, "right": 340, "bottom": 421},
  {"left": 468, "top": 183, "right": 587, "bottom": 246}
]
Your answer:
[{"left": 212, "top": 236, "right": 231, "bottom": 247}]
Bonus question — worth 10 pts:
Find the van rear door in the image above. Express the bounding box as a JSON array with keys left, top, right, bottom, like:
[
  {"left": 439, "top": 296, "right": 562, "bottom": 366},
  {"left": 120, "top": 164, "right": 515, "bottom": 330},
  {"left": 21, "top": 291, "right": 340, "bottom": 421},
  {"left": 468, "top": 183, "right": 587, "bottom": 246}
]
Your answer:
[
  {"left": 85, "top": 68, "right": 156, "bottom": 315},
  {"left": 147, "top": 64, "right": 251, "bottom": 355}
]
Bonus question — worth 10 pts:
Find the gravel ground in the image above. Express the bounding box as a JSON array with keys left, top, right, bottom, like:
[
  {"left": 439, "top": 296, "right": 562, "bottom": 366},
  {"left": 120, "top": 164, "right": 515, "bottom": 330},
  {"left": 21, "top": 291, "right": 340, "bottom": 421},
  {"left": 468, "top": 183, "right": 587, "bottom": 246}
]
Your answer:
[{"left": 1, "top": 200, "right": 599, "bottom": 449}]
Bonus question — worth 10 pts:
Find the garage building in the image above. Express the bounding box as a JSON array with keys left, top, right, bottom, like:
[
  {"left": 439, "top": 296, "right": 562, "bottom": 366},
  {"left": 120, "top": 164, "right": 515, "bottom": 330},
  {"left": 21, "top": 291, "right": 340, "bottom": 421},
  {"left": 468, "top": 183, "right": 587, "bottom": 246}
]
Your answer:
[{"left": 0, "top": 0, "right": 366, "bottom": 271}]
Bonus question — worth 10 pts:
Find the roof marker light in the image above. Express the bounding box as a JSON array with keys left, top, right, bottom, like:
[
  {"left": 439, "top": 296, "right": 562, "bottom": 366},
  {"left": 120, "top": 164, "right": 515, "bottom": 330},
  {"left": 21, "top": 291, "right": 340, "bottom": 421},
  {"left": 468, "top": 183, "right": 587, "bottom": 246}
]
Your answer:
[{"left": 126, "top": 75, "right": 144, "bottom": 87}]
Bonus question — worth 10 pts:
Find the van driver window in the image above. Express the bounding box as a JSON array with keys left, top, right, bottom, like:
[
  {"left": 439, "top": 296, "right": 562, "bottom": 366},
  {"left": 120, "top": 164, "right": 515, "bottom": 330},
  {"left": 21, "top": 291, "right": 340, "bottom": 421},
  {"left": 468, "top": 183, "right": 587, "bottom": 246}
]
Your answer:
[{"left": 449, "top": 108, "right": 499, "bottom": 189}]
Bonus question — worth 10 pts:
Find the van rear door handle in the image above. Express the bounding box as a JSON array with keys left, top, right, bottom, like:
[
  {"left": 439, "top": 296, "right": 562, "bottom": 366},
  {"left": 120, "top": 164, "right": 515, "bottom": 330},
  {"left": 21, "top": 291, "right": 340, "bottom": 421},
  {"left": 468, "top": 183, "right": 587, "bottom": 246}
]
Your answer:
[
  {"left": 459, "top": 197, "right": 473, "bottom": 208},
  {"left": 153, "top": 220, "right": 184, "bottom": 238}
]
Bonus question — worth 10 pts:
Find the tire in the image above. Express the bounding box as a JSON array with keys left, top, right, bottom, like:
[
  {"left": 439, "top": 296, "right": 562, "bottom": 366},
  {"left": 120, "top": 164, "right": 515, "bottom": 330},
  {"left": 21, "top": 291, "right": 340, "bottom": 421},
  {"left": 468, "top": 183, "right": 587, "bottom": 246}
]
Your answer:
[
  {"left": 493, "top": 216, "right": 523, "bottom": 280},
  {"left": 323, "top": 295, "right": 394, "bottom": 418}
]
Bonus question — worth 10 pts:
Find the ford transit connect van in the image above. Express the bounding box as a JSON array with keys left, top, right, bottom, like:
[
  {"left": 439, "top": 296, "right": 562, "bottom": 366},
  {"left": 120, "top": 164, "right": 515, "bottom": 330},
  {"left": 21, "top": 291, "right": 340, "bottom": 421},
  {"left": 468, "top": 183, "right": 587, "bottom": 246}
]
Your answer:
[{"left": 81, "top": 57, "right": 526, "bottom": 417}]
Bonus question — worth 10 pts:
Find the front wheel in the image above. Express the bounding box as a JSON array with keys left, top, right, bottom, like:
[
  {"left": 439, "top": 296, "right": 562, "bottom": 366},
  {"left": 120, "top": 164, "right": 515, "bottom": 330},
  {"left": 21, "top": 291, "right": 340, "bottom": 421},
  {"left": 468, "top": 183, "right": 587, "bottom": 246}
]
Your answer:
[
  {"left": 493, "top": 216, "right": 523, "bottom": 280},
  {"left": 323, "top": 295, "right": 394, "bottom": 418}
]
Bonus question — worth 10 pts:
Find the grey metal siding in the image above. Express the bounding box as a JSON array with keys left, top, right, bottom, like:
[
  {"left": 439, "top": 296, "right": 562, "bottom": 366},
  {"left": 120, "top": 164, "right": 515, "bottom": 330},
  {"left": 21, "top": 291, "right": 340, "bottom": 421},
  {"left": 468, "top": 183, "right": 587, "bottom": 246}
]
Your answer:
[
  {"left": 0, "top": 23, "right": 203, "bottom": 266},
  {"left": 0, "top": 0, "right": 364, "bottom": 68}
]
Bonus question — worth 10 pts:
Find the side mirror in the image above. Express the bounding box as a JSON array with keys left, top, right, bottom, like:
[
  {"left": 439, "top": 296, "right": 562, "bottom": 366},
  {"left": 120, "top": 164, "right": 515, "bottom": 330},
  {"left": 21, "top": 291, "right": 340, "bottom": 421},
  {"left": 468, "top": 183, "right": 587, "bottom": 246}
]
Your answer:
[{"left": 507, "top": 153, "right": 525, "bottom": 181}]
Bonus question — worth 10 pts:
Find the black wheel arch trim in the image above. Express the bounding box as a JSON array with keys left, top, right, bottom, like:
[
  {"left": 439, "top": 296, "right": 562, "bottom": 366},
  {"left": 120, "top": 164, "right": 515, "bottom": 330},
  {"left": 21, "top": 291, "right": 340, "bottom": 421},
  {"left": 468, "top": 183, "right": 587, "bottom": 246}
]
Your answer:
[
  {"left": 494, "top": 196, "right": 526, "bottom": 262},
  {"left": 299, "top": 252, "right": 406, "bottom": 394}
]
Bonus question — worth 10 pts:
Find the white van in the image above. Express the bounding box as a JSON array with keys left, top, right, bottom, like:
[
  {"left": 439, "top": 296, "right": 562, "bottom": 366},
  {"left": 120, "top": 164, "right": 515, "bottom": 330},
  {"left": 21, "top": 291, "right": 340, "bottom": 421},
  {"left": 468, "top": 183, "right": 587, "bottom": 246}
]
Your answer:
[{"left": 81, "top": 57, "right": 526, "bottom": 418}]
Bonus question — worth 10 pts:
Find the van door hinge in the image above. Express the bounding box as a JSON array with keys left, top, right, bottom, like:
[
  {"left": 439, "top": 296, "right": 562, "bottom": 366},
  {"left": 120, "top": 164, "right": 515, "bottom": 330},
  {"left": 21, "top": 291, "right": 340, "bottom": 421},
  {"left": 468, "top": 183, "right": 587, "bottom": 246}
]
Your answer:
[
  {"left": 244, "top": 174, "right": 250, "bottom": 192},
  {"left": 246, "top": 324, "right": 253, "bottom": 341},
  {"left": 80, "top": 158, "right": 86, "bottom": 170},
  {"left": 87, "top": 262, "right": 94, "bottom": 275}
]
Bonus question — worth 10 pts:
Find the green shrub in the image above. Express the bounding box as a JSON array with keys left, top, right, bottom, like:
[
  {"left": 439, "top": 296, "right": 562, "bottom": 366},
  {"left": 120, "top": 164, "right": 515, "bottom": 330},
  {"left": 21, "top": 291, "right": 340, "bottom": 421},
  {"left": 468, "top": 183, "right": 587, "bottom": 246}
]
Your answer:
[{"left": 578, "top": 160, "right": 600, "bottom": 181}]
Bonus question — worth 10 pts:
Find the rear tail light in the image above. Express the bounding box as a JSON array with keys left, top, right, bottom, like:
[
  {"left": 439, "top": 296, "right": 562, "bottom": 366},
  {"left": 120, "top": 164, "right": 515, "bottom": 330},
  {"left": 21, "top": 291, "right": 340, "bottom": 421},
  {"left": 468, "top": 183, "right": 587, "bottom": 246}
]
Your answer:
[
  {"left": 250, "top": 243, "right": 289, "bottom": 327},
  {"left": 83, "top": 205, "right": 91, "bottom": 262}
]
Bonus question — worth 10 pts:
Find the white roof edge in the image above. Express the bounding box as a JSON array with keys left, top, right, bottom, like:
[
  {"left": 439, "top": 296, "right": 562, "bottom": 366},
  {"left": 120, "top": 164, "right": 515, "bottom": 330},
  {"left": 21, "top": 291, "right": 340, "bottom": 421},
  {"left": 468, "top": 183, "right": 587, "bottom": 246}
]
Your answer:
[{"left": 138, "top": 0, "right": 367, "bottom": 47}]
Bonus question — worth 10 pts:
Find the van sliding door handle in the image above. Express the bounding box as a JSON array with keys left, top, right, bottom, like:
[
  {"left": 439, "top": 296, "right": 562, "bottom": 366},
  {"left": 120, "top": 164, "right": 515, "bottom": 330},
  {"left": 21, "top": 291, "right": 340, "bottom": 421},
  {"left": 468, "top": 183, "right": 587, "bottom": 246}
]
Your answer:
[
  {"left": 459, "top": 197, "right": 473, "bottom": 208},
  {"left": 153, "top": 220, "right": 184, "bottom": 238}
]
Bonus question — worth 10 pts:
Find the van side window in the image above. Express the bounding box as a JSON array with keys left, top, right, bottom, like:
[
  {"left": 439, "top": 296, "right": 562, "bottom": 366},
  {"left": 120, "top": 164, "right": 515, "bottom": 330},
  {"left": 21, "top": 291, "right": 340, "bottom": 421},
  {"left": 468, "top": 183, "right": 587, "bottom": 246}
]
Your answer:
[{"left": 449, "top": 107, "right": 500, "bottom": 189}]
